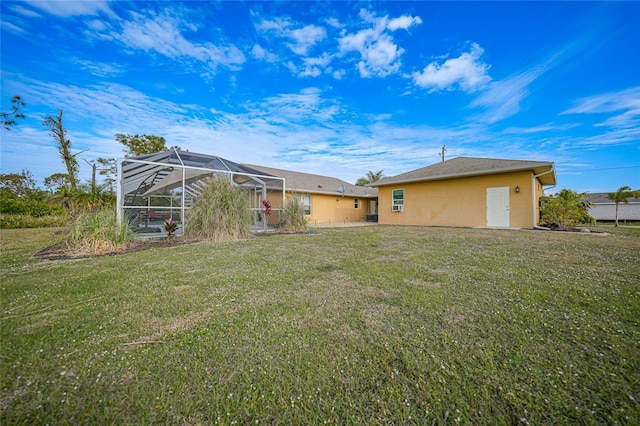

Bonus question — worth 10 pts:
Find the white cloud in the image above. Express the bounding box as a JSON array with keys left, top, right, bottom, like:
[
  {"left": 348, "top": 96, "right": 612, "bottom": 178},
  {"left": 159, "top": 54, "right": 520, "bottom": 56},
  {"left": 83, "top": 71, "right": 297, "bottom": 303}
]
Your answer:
[
  {"left": 251, "top": 44, "right": 278, "bottom": 62},
  {"left": 325, "top": 17, "right": 342, "bottom": 29},
  {"left": 412, "top": 43, "right": 490, "bottom": 92},
  {"left": 387, "top": 15, "right": 422, "bottom": 31},
  {"left": 287, "top": 25, "right": 327, "bottom": 55},
  {"left": 254, "top": 16, "right": 292, "bottom": 33},
  {"left": 255, "top": 17, "right": 326, "bottom": 56},
  {"left": 333, "top": 69, "right": 346, "bottom": 80},
  {"left": 86, "top": 19, "right": 111, "bottom": 32},
  {"left": 299, "top": 53, "right": 333, "bottom": 77},
  {"left": 562, "top": 86, "right": 640, "bottom": 128},
  {"left": 24, "top": 0, "right": 115, "bottom": 18},
  {"left": 338, "top": 9, "right": 421, "bottom": 78}
]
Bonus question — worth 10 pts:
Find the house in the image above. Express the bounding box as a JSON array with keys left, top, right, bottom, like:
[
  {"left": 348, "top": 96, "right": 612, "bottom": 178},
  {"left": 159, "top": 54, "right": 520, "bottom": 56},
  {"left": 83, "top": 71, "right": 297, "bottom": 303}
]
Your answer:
[
  {"left": 369, "top": 157, "right": 556, "bottom": 229},
  {"left": 587, "top": 192, "right": 640, "bottom": 222},
  {"left": 246, "top": 164, "right": 379, "bottom": 225}
]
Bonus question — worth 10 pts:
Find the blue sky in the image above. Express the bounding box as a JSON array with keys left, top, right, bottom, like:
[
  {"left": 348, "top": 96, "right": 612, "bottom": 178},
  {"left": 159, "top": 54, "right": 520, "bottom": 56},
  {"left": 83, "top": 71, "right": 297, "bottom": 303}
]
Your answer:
[{"left": 1, "top": 1, "right": 639, "bottom": 193}]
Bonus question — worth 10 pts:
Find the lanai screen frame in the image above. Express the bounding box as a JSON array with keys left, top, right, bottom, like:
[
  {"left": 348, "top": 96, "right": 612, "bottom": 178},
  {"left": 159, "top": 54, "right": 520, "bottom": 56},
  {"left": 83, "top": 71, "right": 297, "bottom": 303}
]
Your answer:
[{"left": 116, "top": 149, "right": 286, "bottom": 233}]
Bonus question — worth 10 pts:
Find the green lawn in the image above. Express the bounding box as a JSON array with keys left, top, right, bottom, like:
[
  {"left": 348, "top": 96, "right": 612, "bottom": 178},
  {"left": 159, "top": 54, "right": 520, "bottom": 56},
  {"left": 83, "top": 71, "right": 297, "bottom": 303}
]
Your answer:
[{"left": 1, "top": 226, "right": 639, "bottom": 424}]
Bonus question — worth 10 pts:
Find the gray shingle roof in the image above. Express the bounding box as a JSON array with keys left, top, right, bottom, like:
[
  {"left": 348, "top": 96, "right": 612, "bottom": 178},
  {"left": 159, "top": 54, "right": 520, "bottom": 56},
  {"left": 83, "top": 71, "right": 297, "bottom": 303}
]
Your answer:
[
  {"left": 586, "top": 192, "right": 640, "bottom": 204},
  {"left": 244, "top": 164, "right": 378, "bottom": 198},
  {"left": 370, "top": 157, "right": 556, "bottom": 187}
]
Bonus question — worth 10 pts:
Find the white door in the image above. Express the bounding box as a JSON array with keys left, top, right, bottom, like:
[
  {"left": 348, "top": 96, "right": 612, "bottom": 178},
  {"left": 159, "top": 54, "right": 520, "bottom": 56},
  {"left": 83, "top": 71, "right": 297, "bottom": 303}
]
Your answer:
[
  {"left": 369, "top": 200, "right": 377, "bottom": 215},
  {"left": 486, "top": 187, "right": 510, "bottom": 227}
]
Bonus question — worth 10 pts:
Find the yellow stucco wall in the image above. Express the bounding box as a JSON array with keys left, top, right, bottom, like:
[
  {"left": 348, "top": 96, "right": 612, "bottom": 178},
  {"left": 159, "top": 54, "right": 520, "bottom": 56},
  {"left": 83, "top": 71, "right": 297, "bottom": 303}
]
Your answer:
[
  {"left": 262, "top": 191, "right": 372, "bottom": 225},
  {"left": 306, "top": 193, "right": 370, "bottom": 224},
  {"left": 377, "top": 171, "right": 540, "bottom": 228}
]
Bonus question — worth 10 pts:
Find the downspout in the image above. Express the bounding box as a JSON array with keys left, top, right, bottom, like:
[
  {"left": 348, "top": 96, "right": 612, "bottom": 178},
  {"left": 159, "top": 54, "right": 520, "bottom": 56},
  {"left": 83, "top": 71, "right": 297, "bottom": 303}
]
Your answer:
[{"left": 532, "top": 165, "right": 556, "bottom": 229}]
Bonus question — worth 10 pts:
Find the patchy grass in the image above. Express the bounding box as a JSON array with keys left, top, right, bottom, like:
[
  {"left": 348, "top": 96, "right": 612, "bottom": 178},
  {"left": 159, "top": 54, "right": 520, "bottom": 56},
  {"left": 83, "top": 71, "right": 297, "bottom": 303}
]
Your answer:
[{"left": 1, "top": 226, "right": 639, "bottom": 424}]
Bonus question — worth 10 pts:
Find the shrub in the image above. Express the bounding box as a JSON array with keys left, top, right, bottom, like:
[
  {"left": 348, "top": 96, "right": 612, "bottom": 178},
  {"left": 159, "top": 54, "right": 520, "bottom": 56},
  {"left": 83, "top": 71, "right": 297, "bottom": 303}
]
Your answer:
[
  {"left": 185, "top": 177, "right": 253, "bottom": 242},
  {"left": 0, "top": 214, "right": 69, "bottom": 229},
  {"left": 540, "top": 189, "right": 595, "bottom": 230},
  {"left": 64, "top": 207, "right": 133, "bottom": 255},
  {"left": 278, "top": 194, "right": 308, "bottom": 231}
]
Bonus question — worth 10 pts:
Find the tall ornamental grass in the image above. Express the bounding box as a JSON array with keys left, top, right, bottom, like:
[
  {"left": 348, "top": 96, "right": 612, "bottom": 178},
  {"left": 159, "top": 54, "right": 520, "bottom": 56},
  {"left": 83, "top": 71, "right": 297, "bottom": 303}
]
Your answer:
[
  {"left": 64, "top": 207, "right": 133, "bottom": 255},
  {"left": 278, "top": 193, "right": 308, "bottom": 231},
  {"left": 185, "top": 176, "right": 252, "bottom": 242}
]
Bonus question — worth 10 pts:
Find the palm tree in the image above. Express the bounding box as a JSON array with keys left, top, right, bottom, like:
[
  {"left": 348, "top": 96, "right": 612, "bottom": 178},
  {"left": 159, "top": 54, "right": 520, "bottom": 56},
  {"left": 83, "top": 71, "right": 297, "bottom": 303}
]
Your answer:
[
  {"left": 355, "top": 170, "right": 384, "bottom": 186},
  {"left": 607, "top": 186, "right": 639, "bottom": 227}
]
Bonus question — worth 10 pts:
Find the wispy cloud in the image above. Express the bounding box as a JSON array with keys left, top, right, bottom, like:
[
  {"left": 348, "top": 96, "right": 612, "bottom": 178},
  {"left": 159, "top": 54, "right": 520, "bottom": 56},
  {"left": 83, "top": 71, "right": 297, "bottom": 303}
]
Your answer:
[
  {"left": 7, "top": 4, "right": 41, "bottom": 18},
  {"left": 69, "top": 58, "right": 125, "bottom": 78},
  {"left": 91, "top": 9, "right": 245, "bottom": 72},
  {"left": 469, "top": 65, "right": 547, "bottom": 123},
  {"left": 562, "top": 86, "right": 640, "bottom": 128},
  {"left": 23, "top": 0, "right": 115, "bottom": 18},
  {"left": 338, "top": 9, "right": 422, "bottom": 78}
]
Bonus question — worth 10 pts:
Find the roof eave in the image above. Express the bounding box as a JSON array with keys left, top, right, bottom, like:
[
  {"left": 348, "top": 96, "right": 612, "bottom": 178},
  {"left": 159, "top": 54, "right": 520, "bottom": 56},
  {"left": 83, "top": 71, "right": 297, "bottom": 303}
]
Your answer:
[
  {"left": 287, "top": 188, "right": 377, "bottom": 198},
  {"left": 371, "top": 163, "right": 556, "bottom": 187}
]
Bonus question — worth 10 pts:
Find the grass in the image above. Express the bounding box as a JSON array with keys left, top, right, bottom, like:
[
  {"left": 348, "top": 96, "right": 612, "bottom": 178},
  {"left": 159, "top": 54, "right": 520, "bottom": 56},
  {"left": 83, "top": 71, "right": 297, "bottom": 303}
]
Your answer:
[{"left": 1, "top": 225, "right": 639, "bottom": 424}]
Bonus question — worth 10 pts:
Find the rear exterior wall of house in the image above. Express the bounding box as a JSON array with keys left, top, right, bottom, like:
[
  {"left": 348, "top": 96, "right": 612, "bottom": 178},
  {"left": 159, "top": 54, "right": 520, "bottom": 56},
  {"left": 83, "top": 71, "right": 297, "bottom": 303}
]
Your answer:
[
  {"left": 376, "top": 170, "right": 541, "bottom": 228},
  {"left": 263, "top": 191, "right": 371, "bottom": 225}
]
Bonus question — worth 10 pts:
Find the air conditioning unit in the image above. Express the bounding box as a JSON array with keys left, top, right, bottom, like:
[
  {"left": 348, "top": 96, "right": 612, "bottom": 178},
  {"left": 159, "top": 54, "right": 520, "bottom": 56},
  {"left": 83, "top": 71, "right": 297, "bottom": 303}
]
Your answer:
[{"left": 392, "top": 204, "right": 403, "bottom": 212}]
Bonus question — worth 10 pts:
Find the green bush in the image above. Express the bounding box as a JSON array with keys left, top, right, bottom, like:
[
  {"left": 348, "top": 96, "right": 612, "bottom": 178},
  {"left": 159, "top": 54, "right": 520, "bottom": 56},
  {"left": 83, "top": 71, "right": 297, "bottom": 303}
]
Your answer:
[
  {"left": 540, "top": 189, "right": 595, "bottom": 230},
  {"left": 278, "top": 194, "right": 308, "bottom": 231},
  {"left": 185, "top": 176, "right": 253, "bottom": 241},
  {"left": 64, "top": 207, "right": 133, "bottom": 255},
  {"left": 0, "top": 214, "right": 69, "bottom": 229},
  {"left": 0, "top": 197, "right": 63, "bottom": 217}
]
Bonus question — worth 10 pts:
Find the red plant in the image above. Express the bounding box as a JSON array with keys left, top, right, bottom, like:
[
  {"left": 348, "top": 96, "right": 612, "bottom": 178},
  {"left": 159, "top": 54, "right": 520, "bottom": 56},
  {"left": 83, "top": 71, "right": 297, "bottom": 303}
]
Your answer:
[{"left": 163, "top": 218, "right": 178, "bottom": 237}]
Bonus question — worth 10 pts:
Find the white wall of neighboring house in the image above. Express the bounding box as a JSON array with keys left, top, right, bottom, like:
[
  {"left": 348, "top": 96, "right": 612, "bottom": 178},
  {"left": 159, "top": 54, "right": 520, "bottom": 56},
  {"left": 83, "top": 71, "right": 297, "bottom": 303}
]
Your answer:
[{"left": 589, "top": 202, "right": 640, "bottom": 221}]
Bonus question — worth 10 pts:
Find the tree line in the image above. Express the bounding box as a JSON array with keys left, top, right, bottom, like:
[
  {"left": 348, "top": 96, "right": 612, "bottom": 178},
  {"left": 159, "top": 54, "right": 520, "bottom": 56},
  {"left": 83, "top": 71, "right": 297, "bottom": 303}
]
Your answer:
[{"left": 1, "top": 96, "right": 179, "bottom": 224}]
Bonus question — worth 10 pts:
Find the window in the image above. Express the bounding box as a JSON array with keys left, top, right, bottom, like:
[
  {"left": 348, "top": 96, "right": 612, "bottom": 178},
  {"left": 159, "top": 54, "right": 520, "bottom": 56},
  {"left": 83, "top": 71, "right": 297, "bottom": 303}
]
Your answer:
[
  {"left": 298, "top": 194, "right": 311, "bottom": 216},
  {"left": 392, "top": 189, "right": 404, "bottom": 212},
  {"left": 354, "top": 198, "right": 359, "bottom": 209}
]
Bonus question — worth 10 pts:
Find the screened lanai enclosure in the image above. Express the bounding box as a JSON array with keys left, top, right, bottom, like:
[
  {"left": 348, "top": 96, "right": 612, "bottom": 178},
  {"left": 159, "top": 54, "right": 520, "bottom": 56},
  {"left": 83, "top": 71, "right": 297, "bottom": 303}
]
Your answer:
[{"left": 116, "top": 150, "right": 285, "bottom": 236}]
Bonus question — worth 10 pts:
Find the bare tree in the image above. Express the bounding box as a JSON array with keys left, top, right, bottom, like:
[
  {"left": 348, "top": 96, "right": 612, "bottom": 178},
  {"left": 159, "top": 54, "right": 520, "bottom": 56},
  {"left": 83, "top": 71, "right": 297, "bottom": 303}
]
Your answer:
[
  {"left": 1, "top": 95, "right": 26, "bottom": 130},
  {"left": 43, "top": 109, "right": 78, "bottom": 190}
]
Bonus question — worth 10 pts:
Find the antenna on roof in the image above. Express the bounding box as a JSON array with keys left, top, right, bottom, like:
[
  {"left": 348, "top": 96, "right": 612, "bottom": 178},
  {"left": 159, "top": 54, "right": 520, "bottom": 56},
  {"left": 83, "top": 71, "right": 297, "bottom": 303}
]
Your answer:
[
  {"left": 440, "top": 145, "right": 447, "bottom": 162},
  {"left": 337, "top": 185, "right": 347, "bottom": 202}
]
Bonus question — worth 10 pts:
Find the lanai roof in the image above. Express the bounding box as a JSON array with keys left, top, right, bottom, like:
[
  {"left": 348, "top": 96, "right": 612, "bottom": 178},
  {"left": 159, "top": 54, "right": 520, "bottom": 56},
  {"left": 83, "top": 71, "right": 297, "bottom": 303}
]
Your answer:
[
  {"left": 245, "top": 164, "right": 378, "bottom": 198},
  {"left": 120, "top": 150, "right": 282, "bottom": 196},
  {"left": 370, "top": 157, "right": 556, "bottom": 187}
]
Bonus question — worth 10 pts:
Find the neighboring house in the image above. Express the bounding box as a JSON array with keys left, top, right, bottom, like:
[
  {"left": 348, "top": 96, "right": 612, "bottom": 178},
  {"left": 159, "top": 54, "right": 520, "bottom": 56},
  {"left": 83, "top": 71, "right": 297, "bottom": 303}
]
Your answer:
[
  {"left": 369, "top": 157, "right": 556, "bottom": 229},
  {"left": 246, "top": 164, "right": 379, "bottom": 225},
  {"left": 586, "top": 192, "right": 640, "bottom": 222}
]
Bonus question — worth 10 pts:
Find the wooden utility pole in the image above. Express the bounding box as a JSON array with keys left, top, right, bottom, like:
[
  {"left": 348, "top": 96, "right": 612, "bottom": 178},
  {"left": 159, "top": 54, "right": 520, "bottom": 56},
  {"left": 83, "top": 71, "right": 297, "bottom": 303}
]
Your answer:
[{"left": 440, "top": 145, "right": 447, "bottom": 162}]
